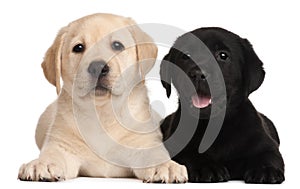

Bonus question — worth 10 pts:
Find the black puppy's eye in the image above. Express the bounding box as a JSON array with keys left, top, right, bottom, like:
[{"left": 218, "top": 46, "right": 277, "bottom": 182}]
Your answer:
[
  {"left": 181, "top": 52, "right": 191, "bottom": 60},
  {"left": 111, "top": 41, "right": 125, "bottom": 51},
  {"left": 72, "top": 44, "right": 85, "bottom": 53},
  {"left": 217, "top": 51, "right": 229, "bottom": 61}
]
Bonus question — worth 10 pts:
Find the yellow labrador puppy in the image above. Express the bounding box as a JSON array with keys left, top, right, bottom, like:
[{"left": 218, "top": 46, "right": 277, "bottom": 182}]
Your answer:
[{"left": 18, "top": 13, "right": 187, "bottom": 183}]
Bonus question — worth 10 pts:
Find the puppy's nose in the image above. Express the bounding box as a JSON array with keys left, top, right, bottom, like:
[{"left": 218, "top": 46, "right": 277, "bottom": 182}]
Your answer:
[
  {"left": 189, "top": 69, "right": 208, "bottom": 81},
  {"left": 88, "top": 61, "right": 109, "bottom": 78}
]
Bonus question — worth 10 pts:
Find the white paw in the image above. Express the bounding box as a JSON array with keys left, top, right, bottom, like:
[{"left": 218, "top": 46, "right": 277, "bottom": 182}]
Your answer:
[
  {"left": 18, "top": 159, "right": 65, "bottom": 182},
  {"left": 135, "top": 160, "right": 188, "bottom": 183}
]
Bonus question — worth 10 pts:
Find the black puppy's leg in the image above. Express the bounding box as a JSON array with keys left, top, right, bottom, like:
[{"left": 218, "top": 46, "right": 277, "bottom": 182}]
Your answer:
[
  {"left": 189, "top": 163, "right": 230, "bottom": 183},
  {"left": 175, "top": 155, "right": 230, "bottom": 183},
  {"left": 244, "top": 151, "right": 285, "bottom": 184}
]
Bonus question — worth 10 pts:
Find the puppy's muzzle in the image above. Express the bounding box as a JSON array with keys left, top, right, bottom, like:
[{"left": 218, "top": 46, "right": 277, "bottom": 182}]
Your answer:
[
  {"left": 188, "top": 69, "right": 209, "bottom": 82},
  {"left": 87, "top": 60, "right": 111, "bottom": 95},
  {"left": 88, "top": 60, "right": 109, "bottom": 78}
]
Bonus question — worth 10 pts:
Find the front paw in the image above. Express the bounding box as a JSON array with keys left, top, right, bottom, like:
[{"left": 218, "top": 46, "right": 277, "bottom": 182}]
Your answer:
[
  {"left": 244, "top": 166, "right": 284, "bottom": 184},
  {"left": 135, "top": 160, "right": 188, "bottom": 183},
  {"left": 188, "top": 165, "right": 230, "bottom": 183},
  {"left": 18, "top": 159, "right": 65, "bottom": 182}
]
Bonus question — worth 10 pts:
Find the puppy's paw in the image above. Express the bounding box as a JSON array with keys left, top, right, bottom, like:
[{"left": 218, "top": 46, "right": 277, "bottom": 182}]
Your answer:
[
  {"left": 135, "top": 160, "right": 188, "bottom": 183},
  {"left": 189, "top": 165, "right": 230, "bottom": 183},
  {"left": 244, "top": 166, "right": 284, "bottom": 184},
  {"left": 18, "top": 159, "right": 65, "bottom": 182}
]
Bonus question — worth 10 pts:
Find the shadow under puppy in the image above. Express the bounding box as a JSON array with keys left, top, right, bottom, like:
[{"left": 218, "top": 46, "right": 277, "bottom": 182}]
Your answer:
[{"left": 160, "top": 27, "right": 285, "bottom": 183}]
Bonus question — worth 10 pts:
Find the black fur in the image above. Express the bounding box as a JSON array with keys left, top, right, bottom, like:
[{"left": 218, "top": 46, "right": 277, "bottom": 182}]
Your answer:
[{"left": 160, "top": 27, "right": 285, "bottom": 183}]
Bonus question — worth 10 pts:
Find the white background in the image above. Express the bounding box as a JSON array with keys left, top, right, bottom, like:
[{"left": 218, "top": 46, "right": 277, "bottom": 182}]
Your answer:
[{"left": 0, "top": 0, "right": 299, "bottom": 188}]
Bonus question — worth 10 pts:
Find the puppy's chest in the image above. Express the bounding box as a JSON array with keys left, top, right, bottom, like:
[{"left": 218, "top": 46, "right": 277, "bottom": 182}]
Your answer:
[
  {"left": 188, "top": 120, "right": 242, "bottom": 160},
  {"left": 95, "top": 107, "right": 140, "bottom": 142},
  {"left": 204, "top": 124, "right": 247, "bottom": 161},
  {"left": 96, "top": 109, "right": 120, "bottom": 131}
]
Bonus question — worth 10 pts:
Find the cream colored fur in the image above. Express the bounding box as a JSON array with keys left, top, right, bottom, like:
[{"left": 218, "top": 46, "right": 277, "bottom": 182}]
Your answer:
[{"left": 18, "top": 13, "right": 187, "bottom": 183}]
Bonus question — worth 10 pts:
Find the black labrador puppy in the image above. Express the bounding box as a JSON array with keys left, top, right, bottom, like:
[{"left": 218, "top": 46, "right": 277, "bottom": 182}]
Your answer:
[{"left": 159, "top": 27, "right": 285, "bottom": 183}]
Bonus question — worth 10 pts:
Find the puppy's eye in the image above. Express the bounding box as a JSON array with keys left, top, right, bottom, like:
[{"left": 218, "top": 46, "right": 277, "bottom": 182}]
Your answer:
[
  {"left": 217, "top": 51, "right": 229, "bottom": 61},
  {"left": 111, "top": 41, "right": 125, "bottom": 51},
  {"left": 181, "top": 53, "right": 191, "bottom": 60},
  {"left": 72, "top": 44, "right": 85, "bottom": 53}
]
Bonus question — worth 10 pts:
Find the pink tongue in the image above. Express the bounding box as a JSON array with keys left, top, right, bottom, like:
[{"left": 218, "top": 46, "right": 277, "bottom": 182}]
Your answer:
[{"left": 192, "top": 94, "right": 211, "bottom": 108}]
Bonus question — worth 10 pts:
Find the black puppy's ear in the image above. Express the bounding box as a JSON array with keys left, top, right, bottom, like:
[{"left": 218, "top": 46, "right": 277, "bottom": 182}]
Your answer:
[
  {"left": 160, "top": 53, "right": 172, "bottom": 98},
  {"left": 241, "top": 38, "right": 265, "bottom": 95}
]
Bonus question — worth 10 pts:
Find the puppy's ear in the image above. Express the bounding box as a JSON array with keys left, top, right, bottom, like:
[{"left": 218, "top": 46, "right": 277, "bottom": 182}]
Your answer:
[
  {"left": 160, "top": 53, "right": 172, "bottom": 98},
  {"left": 127, "top": 19, "right": 158, "bottom": 79},
  {"left": 241, "top": 38, "right": 265, "bottom": 95},
  {"left": 41, "top": 27, "right": 67, "bottom": 95}
]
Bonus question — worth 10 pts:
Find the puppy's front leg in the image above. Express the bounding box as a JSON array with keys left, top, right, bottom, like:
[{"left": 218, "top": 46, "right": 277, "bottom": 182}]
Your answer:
[
  {"left": 174, "top": 154, "right": 230, "bottom": 183},
  {"left": 134, "top": 160, "right": 188, "bottom": 183},
  {"left": 244, "top": 150, "right": 285, "bottom": 184},
  {"left": 18, "top": 142, "right": 81, "bottom": 181}
]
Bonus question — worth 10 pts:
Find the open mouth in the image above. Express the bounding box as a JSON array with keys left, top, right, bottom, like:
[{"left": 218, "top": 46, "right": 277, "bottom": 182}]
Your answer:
[
  {"left": 95, "top": 85, "right": 109, "bottom": 91},
  {"left": 191, "top": 94, "right": 212, "bottom": 109},
  {"left": 93, "top": 83, "right": 110, "bottom": 96}
]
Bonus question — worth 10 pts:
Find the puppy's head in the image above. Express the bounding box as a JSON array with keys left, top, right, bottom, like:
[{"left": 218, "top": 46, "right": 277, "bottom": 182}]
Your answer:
[
  {"left": 160, "top": 27, "right": 265, "bottom": 118},
  {"left": 42, "top": 13, "right": 157, "bottom": 98}
]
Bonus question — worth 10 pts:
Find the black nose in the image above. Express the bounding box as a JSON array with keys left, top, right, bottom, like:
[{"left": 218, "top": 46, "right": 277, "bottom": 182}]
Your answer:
[
  {"left": 189, "top": 69, "right": 208, "bottom": 81},
  {"left": 88, "top": 61, "right": 109, "bottom": 78}
]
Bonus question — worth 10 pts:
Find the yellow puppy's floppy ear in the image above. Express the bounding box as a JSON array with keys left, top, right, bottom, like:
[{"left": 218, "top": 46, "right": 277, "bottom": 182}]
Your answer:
[
  {"left": 41, "top": 27, "right": 67, "bottom": 95},
  {"left": 127, "top": 19, "right": 158, "bottom": 80}
]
